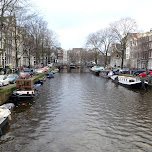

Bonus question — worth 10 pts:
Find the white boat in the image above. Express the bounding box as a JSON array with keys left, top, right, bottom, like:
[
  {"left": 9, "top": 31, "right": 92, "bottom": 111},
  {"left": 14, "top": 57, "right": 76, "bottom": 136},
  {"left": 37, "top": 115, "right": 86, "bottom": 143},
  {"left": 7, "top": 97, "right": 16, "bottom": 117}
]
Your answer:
[
  {"left": 90, "top": 66, "right": 104, "bottom": 72},
  {"left": 54, "top": 68, "right": 59, "bottom": 73},
  {"left": 0, "top": 103, "right": 14, "bottom": 135},
  {"left": 111, "top": 75, "right": 119, "bottom": 81},
  {"left": 11, "top": 79, "right": 36, "bottom": 103},
  {"left": 119, "top": 76, "right": 148, "bottom": 89},
  {"left": 107, "top": 71, "right": 115, "bottom": 79},
  {"left": 90, "top": 66, "right": 104, "bottom": 76},
  {"left": 111, "top": 75, "right": 148, "bottom": 89}
]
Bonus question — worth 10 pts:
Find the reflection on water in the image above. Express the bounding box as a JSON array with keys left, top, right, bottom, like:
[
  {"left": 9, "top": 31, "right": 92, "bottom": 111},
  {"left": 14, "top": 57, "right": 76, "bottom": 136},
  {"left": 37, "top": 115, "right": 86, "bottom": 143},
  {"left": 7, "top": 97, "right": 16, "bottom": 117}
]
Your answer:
[{"left": 1, "top": 73, "right": 152, "bottom": 152}]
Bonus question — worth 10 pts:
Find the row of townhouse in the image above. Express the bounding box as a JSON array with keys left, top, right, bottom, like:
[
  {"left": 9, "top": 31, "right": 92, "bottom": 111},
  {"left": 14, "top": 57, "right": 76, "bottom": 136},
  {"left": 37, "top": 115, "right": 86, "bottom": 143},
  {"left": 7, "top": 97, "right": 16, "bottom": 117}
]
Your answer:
[
  {"left": 0, "top": 16, "right": 36, "bottom": 71},
  {"left": 54, "top": 48, "right": 91, "bottom": 66},
  {"left": 56, "top": 48, "right": 108, "bottom": 66},
  {"left": 0, "top": 17, "right": 12, "bottom": 69},
  {"left": 110, "top": 30, "right": 152, "bottom": 70},
  {"left": 0, "top": 18, "right": 88, "bottom": 70}
]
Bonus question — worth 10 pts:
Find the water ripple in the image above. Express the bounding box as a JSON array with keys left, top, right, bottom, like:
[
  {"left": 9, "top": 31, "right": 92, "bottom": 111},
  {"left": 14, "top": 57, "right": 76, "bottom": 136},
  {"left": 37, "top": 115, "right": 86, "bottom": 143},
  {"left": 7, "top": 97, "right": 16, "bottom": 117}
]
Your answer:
[{"left": 1, "top": 73, "right": 152, "bottom": 151}]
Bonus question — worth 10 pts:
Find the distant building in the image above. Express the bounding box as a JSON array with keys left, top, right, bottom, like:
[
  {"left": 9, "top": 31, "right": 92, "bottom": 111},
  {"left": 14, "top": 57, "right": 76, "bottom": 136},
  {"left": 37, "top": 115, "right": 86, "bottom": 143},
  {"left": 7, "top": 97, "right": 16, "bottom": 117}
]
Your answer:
[
  {"left": 110, "top": 43, "right": 121, "bottom": 68},
  {"left": 0, "top": 16, "right": 13, "bottom": 69},
  {"left": 63, "top": 49, "right": 68, "bottom": 64},
  {"left": 68, "top": 48, "right": 87, "bottom": 65},
  {"left": 125, "top": 33, "right": 138, "bottom": 68}
]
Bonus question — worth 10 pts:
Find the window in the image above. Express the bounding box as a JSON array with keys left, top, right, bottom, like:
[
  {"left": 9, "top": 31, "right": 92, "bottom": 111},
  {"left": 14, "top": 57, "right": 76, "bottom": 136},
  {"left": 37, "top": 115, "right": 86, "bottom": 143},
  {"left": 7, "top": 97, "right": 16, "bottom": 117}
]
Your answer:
[
  {"left": 129, "top": 80, "right": 135, "bottom": 82},
  {"left": 149, "top": 51, "right": 151, "bottom": 58},
  {"left": 26, "top": 81, "right": 31, "bottom": 86},
  {"left": 149, "top": 36, "right": 152, "bottom": 41},
  {"left": 150, "top": 42, "right": 152, "bottom": 49},
  {"left": 22, "top": 81, "right": 25, "bottom": 86}
]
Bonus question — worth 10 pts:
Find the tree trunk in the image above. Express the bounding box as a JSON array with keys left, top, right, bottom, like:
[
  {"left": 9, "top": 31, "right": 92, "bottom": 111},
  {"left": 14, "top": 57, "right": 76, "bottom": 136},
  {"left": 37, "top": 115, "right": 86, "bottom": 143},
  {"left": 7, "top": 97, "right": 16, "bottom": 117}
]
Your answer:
[
  {"left": 121, "top": 43, "right": 126, "bottom": 69},
  {"left": 28, "top": 55, "right": 31, "bottom": 68},
  {"left": 105, "top": 51, "right": 108, "bottom": 66}
]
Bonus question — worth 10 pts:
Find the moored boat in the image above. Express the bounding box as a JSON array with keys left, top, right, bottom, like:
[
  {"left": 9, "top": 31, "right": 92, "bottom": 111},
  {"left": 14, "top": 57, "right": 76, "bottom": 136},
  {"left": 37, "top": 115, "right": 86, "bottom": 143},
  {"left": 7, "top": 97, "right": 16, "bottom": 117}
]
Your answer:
[
  {"left": 35, "top": 79, "right": 44, "bottom": 85},
  {"left": 90, "top": 66, "right": 104, "bottom": 76},
  {"left": 46, "top": 73, "right": 54, "bottom": 78},
  {"left": 10, "top": 79, "right": 37, "bottom": 103},
  {"left": 107, "top": 71, "right": 115, "bottom": 79},
  {"left": 112, "top": 75, "right": 148, "bottom": 89},
  {"left": 111, "top": 75, "right": 119, "bottom": 82},
  {"left": 0, "top": 103, "right": 14, "bottom": 135},
  {"left": 52, "top": 68, "right": 59, "bottom": 73}
]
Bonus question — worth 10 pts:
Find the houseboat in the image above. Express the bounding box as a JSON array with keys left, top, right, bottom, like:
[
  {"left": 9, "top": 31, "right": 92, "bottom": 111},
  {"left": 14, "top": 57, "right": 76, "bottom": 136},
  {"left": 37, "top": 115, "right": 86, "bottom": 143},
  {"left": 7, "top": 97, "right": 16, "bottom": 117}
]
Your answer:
[{"left": 11, "top": 79, "right": 37, "bottom": 103}]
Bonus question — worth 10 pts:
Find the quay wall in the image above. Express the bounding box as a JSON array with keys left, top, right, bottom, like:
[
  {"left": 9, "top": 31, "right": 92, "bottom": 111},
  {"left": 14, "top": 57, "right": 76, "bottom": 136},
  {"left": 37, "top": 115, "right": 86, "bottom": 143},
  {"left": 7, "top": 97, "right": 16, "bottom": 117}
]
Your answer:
[{"left": 0, "top": 86, "right": 16, "bottom": 105}]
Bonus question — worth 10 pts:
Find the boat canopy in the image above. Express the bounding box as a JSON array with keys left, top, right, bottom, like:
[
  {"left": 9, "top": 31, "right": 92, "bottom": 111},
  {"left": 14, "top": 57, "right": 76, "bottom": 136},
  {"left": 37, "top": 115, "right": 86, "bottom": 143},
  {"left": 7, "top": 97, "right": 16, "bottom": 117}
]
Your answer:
[{"left": 16, "top": 79, "right": 34, "bottom": 91}]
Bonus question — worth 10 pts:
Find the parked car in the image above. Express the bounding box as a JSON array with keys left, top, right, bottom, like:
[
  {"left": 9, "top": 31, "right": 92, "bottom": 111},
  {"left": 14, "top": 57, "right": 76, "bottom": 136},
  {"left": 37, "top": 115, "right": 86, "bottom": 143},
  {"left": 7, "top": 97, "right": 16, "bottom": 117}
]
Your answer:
[
  {"left": 19, "top": 72, "right": 30, "bottom": 79},
  {"left": 0, "top": 68, "right": 6, "bottom": 74},
  {"left": 0, "top": 75, "right": 10, "bottom": 87},
  {"left": 42, "top": 67, "right": 48, "bottom": 72},
  {"left": 119, "top": 68, "right": 130, "bottom": 74},
  {"left": 113, "top": 68, "right": 121, "bottom": 73},
  {"left": 24, "top": 68, "right": 34, "bottom": 77},
  {"left": 7, "top": 74, "right": 19, "bottom": 84},
  {"left": 34, "top": 69, "right": 44, "bottom": 75},
  {"left": 133, "top": 69, "right": 146, "bottom": 76},
  {"left": 47, "top": 63, "right": 53, "bottom": 68},
  {"left": 139, "top": 71, "right": 152, "bottom": 77}
]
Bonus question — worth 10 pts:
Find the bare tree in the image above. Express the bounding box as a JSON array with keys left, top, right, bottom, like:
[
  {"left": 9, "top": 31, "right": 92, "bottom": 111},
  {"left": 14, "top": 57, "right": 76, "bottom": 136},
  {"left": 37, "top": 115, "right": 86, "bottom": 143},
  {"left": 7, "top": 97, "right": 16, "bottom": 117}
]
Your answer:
[
  {"left": 110, "top": 17, "right": 137, "bottom": 68},
  {"left": 0, "top": 0, "right": 60, "bottom": 69},
  {"left": 97, "top": 27, "right": 114, "bottom": 66},
  {"left": 45, "top": 29, "right": 60, "bottom": 65},
  {"left": 25, "top": 17, "right": 47, "bottom": 66},
  {"left": 0, "top": 0, "right": 34, "bottom": 70},
  {"left": 0, "top": 0, "right": 19, "bottom": 57},
  {"left": 85, "top": 32, "right": 103, "bottom": 64},
  {"left": 27, "top": 16, "right": 60, "bottom": 67},
  {"left": 11, "top": 4, "right": 37, "bottom": 69}
]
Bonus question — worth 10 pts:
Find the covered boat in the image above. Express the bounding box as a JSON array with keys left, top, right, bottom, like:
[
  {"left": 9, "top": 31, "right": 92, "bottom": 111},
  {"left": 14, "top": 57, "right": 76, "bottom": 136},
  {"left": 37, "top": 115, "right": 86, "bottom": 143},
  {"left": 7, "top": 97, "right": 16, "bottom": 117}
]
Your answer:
[
  {"left": 0, "top": 103, "right": 14, "bottom": 135},
  {"left": 46, "top": 73, "right": 54, "bottom": 78},
  {"left": 11, "top": 79, "right": 36, "bottom": 103}
]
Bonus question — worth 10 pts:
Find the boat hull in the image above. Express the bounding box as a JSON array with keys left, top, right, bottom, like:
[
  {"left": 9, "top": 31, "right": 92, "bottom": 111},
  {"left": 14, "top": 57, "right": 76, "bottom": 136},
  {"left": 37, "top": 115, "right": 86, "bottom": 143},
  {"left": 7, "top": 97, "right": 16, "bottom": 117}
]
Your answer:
[
  {"left": 0, "top": 117, "right": 9, "bottom": 131},
  {"left": 111, "top": 75, "right": 148, "bottom": 89},
  {"left": 10, "top": 91, "right": 38, "bottom": 104},
  {"left": 118, "top": 81, "right": 148, "bottom": 89},
  {"left": 90, "top": 70, "right": 100, "bottom": 76}
]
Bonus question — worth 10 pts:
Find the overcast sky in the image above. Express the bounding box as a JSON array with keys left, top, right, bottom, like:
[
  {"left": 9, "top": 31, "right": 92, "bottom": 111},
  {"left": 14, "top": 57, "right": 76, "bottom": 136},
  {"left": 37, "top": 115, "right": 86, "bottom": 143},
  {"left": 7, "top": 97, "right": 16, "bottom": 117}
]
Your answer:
[{"left": 32, "top": 0, "right": 152, "bottom": 50}]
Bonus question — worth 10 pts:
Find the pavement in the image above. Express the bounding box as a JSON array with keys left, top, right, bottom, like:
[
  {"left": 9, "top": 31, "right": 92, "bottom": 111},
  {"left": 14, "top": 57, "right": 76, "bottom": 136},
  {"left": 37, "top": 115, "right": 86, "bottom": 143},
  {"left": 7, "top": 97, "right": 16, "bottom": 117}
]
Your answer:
[{"left": 0, "top": 83, "right": 16, "bottom": 91}]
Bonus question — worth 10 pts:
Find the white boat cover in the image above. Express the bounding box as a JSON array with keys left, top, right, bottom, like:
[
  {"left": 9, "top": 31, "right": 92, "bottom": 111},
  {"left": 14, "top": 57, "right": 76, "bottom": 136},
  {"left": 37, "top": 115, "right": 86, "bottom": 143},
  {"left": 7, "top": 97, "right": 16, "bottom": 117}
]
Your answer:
[
  {"left": 0, "top": 104, "right": 12, "bottom": 121},
  {"left": 0, "top": 103, "right": 15, "bottom": 110}
]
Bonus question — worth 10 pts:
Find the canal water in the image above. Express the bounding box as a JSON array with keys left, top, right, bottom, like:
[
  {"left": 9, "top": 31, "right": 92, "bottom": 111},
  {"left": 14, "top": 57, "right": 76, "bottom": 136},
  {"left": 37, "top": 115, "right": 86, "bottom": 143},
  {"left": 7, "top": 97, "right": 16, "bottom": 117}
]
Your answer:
[{"left": 1, "top": 73, "right": 152, "bottom": 152}]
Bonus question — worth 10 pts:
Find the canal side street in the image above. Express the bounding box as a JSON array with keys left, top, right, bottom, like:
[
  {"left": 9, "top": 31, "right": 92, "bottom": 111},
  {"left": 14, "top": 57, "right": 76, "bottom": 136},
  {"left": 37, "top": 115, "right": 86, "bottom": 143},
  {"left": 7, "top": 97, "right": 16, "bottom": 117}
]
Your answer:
[{"left": 0, "top": 68, "right": 54, "bottom": 105}]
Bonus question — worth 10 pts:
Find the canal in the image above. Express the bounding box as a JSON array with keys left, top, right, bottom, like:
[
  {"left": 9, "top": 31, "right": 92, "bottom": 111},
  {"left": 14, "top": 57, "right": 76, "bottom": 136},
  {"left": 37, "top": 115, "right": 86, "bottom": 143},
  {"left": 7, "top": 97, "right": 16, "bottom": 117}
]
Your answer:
[{"left": 1, "top": 73, "right": 152, "bottom": 152}]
